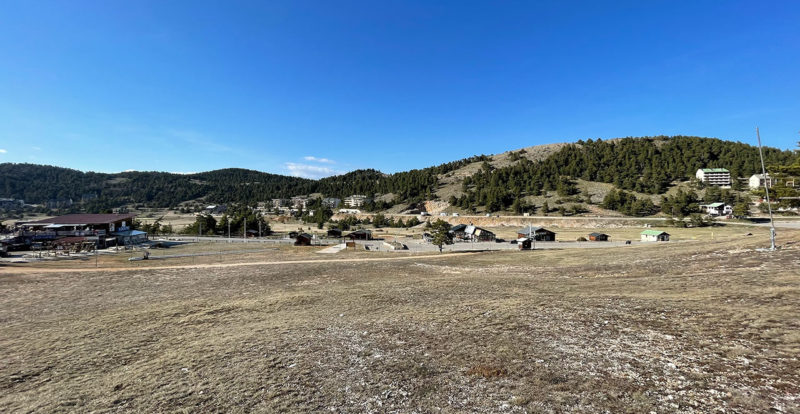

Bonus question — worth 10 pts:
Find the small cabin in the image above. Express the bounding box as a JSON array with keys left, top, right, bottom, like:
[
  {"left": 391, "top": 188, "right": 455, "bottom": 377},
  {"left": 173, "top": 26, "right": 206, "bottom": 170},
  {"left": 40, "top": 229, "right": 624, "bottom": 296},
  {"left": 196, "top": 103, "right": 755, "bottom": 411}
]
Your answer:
[
  {"left": 641, "top": 230, "right": 670, "bottom": 242},
  {"left": 327, "top": 228, "right": 342, "bottom": 238},
  {"left": 294, "top": 233, "right": 313, "bottom": 246},
  {"left": 345, "top": 229, "right": 372, "bottom": 240},
  {"left": 517, "top": 226, "right": 556, "bottom": 241},
  {"left": 588, "top": 232, "right": 609, "bottom": 242},
  {"left": 517, "top": 237, "right": 532, "bottom": 250}
]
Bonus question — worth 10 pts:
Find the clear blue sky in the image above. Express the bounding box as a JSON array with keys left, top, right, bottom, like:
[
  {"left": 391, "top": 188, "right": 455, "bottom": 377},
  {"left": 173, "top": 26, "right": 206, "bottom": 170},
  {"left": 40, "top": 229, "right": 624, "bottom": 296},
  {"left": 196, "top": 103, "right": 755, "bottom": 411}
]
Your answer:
[{"left": 1, "top": 1, "right": 798, "bottom": 178}]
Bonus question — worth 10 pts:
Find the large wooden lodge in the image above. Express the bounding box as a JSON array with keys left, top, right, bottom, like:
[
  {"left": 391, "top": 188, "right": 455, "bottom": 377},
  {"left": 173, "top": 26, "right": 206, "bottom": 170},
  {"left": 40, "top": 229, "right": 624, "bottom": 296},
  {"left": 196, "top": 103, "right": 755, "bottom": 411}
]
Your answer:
[{"left": 10, "top": 213, "right": 147, "bottom": 250}]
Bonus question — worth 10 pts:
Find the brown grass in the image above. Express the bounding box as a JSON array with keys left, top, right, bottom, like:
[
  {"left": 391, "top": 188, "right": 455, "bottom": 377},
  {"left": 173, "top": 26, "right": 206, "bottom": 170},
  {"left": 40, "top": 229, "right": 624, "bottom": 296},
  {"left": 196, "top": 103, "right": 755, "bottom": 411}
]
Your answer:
[{"left": 1, "top": 229, "right": 799, "bottom": 412}]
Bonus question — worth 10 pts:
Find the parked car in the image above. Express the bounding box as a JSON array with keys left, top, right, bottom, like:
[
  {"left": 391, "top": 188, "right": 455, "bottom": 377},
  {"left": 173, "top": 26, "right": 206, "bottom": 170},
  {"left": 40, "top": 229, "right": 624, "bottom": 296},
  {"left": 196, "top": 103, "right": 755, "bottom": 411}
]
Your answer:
[{"left": 452, "top": 213, "right": 460, "bottom": 217}]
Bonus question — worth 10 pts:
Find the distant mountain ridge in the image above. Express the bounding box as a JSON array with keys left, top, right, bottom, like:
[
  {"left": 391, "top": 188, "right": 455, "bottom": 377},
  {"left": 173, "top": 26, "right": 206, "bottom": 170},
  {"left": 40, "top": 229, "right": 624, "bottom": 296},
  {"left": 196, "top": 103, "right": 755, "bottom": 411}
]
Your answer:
[{"left": 0, "top": 136, "right": 795, "bottom": 212}]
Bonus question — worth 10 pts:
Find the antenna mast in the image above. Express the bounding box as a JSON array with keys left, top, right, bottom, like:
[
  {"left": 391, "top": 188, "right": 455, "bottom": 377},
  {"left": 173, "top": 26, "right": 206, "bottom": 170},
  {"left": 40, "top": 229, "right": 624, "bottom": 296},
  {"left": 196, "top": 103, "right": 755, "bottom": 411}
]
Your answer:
[{"left": 756, "top": 127, "right": 776, "bottom": 250}]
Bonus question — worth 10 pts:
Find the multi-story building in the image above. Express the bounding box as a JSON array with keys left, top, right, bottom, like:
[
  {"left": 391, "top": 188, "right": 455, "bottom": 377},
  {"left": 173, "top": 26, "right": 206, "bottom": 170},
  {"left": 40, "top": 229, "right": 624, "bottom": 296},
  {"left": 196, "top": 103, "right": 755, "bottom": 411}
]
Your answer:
[
  {"left": 695, "top": 168, "right": 731, "bottom": 186},
  {"left": 271, "top": 198, "right": 288, "bottom": 209},
  {"left": 748, "top": 173, "right": 773, "bottom": 189},
  {"left": 291, "top": 196, "right": 309, "bottom": 209},
  {"left": 344, "top": 195, "right": 368, "bottom": 207}
]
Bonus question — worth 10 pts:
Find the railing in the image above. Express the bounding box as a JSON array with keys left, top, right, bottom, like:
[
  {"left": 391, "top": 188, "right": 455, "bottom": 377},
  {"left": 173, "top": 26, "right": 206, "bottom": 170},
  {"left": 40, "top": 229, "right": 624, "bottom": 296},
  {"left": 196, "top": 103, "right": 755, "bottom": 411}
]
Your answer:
[{"left": 18, "top": 229, "right": 107, "bottom": 238}]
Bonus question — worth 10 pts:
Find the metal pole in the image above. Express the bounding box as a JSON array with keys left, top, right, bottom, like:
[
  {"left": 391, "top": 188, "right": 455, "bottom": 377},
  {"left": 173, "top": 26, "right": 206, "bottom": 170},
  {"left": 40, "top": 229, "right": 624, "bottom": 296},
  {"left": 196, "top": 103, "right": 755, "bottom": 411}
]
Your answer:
[
  {"left": 756, "top": 127, "right": 777, "bottom": 250},
  {"left": 228, "top": 221, "right": 231, "bottom": 243},
  {"left": 244, "top": 217, "right": 247, "bottom": 243}
]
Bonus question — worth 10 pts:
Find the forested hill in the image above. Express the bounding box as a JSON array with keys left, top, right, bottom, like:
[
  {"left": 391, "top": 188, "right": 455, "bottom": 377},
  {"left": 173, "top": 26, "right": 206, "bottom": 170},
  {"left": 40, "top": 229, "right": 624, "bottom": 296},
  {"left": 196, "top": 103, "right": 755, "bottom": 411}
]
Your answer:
[
  {"left": 0, "top": 136, "right": 795, "bottom": 211},
  {"left": 454, "top": 136, "right": 795, "bottom": 212},
  {"left": 0, "top": 154, "right": 489, "bottom": 210}
]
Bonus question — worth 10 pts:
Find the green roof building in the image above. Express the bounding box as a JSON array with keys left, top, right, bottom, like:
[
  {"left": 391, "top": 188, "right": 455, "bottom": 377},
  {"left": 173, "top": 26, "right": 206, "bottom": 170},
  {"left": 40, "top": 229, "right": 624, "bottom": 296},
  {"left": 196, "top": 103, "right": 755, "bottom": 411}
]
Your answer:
[{"left": 641, "top": 229, "right": 670, "bottom": 242}]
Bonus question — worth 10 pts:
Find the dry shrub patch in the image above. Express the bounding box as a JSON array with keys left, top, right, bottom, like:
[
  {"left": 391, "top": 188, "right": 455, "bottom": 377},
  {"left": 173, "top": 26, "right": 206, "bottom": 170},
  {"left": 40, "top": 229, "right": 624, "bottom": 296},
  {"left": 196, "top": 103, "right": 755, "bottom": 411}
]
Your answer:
[{"left": 466, "top": 364, "right": 508, "bottom": 378}]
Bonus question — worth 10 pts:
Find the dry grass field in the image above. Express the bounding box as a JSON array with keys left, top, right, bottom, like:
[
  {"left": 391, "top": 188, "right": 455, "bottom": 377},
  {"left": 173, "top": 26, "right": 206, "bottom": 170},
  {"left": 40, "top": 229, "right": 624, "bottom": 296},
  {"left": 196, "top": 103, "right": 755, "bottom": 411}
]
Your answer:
[{"left": 1, "top": 230, "right": 799, "bottom": 413}]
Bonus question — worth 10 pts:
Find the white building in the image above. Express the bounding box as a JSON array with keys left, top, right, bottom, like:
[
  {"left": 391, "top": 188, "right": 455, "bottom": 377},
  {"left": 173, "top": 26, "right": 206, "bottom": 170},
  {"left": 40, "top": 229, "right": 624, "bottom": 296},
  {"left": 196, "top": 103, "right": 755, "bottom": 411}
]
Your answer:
[
  {"left": 271, "top": 198, "right": 289, "bottom": 209},
  {"left": 204, "top": 204, "right": 227, "bottom": 214},
  {"left": 696, "top": 168, "right": 731, "bottom": 186},
  {"left": 699, "top": 202, "right": 732, "bottom": 216},
  {"left": 291, "top": 196, "right": 309, "bottom": 209},
  {"left": 641, "top": 230, "right": 670, "bottom": 242},
  {"left": 748, "top": 173, "right": 773, "bottom": 189},
  {"left": 344, "top": 195, "right": 368, "bottom": 207}
]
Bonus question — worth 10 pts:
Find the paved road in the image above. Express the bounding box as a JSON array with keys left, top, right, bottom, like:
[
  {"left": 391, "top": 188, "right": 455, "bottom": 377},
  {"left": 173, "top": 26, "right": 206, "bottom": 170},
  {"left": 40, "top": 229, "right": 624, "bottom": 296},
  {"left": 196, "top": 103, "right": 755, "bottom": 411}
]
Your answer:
[{"left": 720, "top": 220, "right": 800, "bottom": 229}]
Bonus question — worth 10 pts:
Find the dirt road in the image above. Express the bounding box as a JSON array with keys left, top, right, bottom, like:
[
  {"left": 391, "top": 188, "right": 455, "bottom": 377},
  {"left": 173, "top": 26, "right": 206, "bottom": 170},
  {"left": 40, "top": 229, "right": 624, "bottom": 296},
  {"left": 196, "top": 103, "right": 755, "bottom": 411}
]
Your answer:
[{"left": 0, "top": 251, "right": 481, "bottom": 274}]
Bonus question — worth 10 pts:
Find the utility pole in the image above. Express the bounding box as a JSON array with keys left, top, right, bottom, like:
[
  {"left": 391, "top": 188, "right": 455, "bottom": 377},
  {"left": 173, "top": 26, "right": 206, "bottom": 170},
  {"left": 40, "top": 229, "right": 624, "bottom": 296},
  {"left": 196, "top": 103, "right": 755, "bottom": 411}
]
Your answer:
[
  {"left": 228, "top": 221, "right": 231, "bottom": 243},
  {"left": 244, "top": 217, "right": 247, "bottom": 243},
  {"left": 756, "top": 127, "right": 777, "bottom": 251},
  {"left": 258, "top": 221, "right": 262, "bottom": 238}
]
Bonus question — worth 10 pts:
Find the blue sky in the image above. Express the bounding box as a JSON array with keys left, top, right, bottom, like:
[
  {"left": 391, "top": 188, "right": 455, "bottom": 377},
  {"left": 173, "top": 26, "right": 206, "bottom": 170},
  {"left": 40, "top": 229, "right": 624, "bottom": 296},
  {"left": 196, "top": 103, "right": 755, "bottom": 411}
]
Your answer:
[{"left": 1, "top": 1, "right": 798, "bottom": 178}]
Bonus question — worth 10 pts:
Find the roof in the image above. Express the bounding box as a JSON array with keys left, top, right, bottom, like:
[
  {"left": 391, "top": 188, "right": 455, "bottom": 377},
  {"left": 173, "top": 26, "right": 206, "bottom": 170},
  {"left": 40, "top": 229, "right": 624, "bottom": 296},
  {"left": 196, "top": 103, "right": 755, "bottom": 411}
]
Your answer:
[
  {"left": 113, "top": 230, "right": 147, "bottom": 237},
  {"left": 451, "top": 224, "right": 493, "bottom": 236},
  {"left": 517, "top": 226, "right": 554, "bottom": 234},
  {"left": 701, "top": 202, "right": 725, "bottom": 208},
  {"left": 347, "top": 229, "right": 372, "bottom": 235},
  {"left": 641, "top": 229, "right": 669, "bottom": 236},
  {"left": 24, "top": 213, "right": 135, "bottom": 226},
  {"left": 589, "top": 232, "right": 608, "bottom": 237},
  {"left": 700, "top": 168, "right": 729, "bottom": 173}
]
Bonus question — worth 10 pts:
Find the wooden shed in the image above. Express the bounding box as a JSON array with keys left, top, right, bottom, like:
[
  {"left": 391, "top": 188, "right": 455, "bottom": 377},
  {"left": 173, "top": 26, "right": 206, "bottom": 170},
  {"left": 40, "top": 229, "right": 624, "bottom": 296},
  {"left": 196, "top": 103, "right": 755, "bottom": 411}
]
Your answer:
[
  {"left": 588, "top": 232, "right": 609, "bottom": 241},
  {"left": 345, "top": 229, "right": 372, "bottom": 240},
  {"left": 294, "top": 233, "right": 313, "bottom": 246},
  {"left": 517, "top": 226, "right": 556, "bottom": 241}
]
